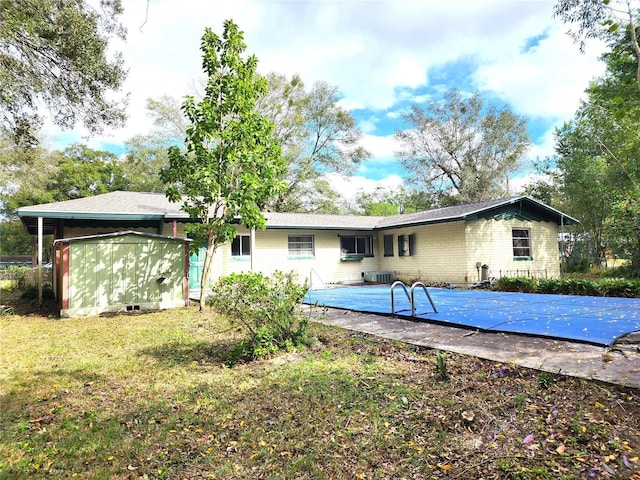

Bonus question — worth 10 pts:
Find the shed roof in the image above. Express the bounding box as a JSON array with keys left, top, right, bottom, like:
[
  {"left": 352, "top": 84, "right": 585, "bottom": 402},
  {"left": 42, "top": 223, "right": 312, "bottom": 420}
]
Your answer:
[{"left": 52, "top": 230, "right": 191, "bottom": 245}]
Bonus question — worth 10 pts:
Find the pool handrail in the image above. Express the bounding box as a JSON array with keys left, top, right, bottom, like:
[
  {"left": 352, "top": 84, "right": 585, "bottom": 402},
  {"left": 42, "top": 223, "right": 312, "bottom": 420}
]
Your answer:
[
  {"left": 410, "top": 281, "right": 438, "bottom": 315},
  {"left": 390, "top": 280, "right": 411, "bottom": 316}
]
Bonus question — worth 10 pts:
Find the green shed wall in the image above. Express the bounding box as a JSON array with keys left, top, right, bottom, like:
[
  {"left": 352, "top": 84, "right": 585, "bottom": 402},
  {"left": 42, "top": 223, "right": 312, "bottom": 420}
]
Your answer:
[{"left": 62, "top": 234, "right": 187, "bottom": 317}]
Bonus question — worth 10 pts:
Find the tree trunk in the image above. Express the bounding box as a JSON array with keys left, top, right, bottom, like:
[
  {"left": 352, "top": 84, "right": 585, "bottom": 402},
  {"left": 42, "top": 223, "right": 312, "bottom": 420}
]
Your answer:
[{"left": 198, "top": 241, "right": 217, "bottom": 312}]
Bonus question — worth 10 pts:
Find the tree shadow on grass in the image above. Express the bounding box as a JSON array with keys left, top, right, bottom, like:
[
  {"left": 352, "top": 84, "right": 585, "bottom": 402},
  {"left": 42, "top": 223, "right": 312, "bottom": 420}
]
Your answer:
[{"left": 139, "top": 338, "right": 254, "bottom": 368}]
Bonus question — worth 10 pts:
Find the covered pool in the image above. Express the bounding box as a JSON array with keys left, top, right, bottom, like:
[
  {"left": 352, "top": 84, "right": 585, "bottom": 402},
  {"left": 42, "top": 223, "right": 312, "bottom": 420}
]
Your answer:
[{"left": 304, "top": 285, "right": 640, "bottom": 346}]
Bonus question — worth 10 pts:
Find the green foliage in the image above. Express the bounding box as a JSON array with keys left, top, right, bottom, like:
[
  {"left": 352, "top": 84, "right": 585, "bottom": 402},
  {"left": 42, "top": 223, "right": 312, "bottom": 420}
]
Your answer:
[
  {"left": 604, "top": 194, "right": 640, "bottom": 270},
  {"left": 0, "top": 221, "right": 32, "bottom": 255},
  {"left": 550, "top": 22, "right": 640, "bottom": 270},
  {"left": 435, "top": 352, "right": 449, "bottom": 381},
  {"left": 258, "top": 73, "right": 369, "bottom": 213},
  {"left": 603, "top": 263, "right": 640, "bottom": 279},
  {"left": 121, "top": 96, "right": 188, "bottom": 193},
  {"left": 492, "top": 276, "right": 537, "bottom": 293},
  {"left": 493, "top": 276, "right": 640, "bottom": 297},
  {"left": 19, "top": 282, "right": 54, "bottom": 300},
  {"left": 1, "top": 141, "right": 150, "bottom": 217},
  {"left": 51, "top": 144, "right": 127, "bottom": 200},
  {"left": 207, "top": 271, "right": 311, "bottom": 359},
  {"left": 394, "top": 89, "right": 530, "bottom": 204},
  {"left": 2, "top": 266, "right": 31, "bottom": 290},
  {"left": 554, "top": 0, "right": 640, "bottom": 92},
  {"left": 537, "top": 372, "right": 555, "bottom": 389},
  {"left": 0, "top": 0, "right": 127, "bottom": 145},
  {"left": 160, "top": 20, "right": 286, "bottom": 306}
]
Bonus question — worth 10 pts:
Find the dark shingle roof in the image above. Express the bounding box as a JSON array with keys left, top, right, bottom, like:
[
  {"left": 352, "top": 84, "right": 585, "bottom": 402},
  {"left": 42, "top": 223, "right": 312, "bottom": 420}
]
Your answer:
[
  {"left": 18, "top": 191, "right": 187, "bottom": 217},
  {"left": 18, "top": 191, "right": 578, "bottom": 236}
]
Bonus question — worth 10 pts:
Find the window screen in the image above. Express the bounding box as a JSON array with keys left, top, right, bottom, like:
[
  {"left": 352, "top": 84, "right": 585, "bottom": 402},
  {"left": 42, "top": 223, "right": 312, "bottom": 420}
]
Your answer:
[{"left": 512, "top": 228, "right": 531, "bottom": 257}]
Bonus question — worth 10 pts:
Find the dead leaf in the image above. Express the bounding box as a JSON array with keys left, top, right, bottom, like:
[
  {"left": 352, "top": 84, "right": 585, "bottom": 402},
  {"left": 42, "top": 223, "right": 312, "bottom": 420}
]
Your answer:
[
  {"left": 556, "top": 444, "right": 566, "bottom": 454},
  {"left": 462, "top": 410, "right": 475, "bottom": 422}
]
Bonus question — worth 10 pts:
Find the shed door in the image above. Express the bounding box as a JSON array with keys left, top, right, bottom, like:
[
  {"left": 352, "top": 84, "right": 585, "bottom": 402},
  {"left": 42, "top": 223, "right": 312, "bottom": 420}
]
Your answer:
[{"left": 189, "top": 247, "right": 205, "bottom": 290}]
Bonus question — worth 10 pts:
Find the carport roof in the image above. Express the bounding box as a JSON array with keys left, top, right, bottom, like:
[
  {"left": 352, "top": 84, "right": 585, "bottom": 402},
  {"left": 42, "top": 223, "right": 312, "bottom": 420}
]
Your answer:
[{"left": 18, "top": 191, "right": 189, "bottom": 235}]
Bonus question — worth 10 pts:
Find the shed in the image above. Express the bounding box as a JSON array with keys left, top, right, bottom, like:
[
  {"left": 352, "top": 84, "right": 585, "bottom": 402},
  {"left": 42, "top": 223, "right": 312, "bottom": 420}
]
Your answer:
[{"left": 53, "top": 231, "right": 190, "bottom": 318}]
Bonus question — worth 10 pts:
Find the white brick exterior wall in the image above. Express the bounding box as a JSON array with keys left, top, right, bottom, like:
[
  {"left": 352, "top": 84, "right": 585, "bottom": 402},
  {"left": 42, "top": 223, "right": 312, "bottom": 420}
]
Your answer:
[{"left": 198, "top": 218, "right": 560, "bottom": 286}]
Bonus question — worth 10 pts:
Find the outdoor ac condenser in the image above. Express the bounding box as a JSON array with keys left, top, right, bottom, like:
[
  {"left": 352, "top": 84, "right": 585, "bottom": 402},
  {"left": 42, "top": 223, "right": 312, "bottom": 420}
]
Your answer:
[{"left": 364, "top": 271, "right": 393, "bottom": 283}]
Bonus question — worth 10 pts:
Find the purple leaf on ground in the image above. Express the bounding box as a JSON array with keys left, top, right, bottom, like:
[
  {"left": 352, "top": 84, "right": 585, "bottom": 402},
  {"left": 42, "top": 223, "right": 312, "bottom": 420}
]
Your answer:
[{"left": 523, "top": 433, "right": 534, "bottom": 444}]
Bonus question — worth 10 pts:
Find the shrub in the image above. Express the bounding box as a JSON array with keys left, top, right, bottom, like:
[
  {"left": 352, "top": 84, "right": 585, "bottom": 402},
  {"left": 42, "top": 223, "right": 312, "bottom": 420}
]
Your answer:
[
  {"left": 492, "top": 276, "right": 640, "bottom": 297},
  {"left": 1, "top": 266, "right": 31, "bottom": 290},
  {"left": 492, "top": 277, "right": 537, "bottom": 293},
  {"left": 207, "top": 271, "right": 312, "bottom": 359}
]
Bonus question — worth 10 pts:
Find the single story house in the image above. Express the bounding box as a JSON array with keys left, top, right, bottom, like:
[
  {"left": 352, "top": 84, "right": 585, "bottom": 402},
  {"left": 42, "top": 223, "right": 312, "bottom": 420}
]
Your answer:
[{"left": 18, "top": 191, "right": 578, "bottom": 314}]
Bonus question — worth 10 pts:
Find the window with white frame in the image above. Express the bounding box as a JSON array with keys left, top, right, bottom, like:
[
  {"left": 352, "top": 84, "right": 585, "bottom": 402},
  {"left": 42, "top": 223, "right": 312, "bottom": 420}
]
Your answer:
[
  {"left": 340, "top": 235, "right": 373, "bottom": 256},
  {"left": 288, "top": 235, "right": 314, "bottom": 257},
  {"left": 231, "top": 234, "right": 251, "bottom": 257},
  {"left": 512, "top": 228, "right": 531, "bottom": 258}
]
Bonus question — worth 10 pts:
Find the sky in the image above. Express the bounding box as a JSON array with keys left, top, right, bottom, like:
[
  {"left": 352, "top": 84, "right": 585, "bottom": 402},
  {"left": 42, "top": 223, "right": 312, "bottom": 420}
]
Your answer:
[{"left": 49, "top": 0, "right": 607, "bottom": 200}]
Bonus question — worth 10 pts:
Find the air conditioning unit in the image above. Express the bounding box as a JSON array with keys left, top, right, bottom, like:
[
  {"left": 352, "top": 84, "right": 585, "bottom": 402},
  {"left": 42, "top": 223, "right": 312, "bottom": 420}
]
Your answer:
[{"left": 363, "top": 271, "right": 393, "bottom": 283}]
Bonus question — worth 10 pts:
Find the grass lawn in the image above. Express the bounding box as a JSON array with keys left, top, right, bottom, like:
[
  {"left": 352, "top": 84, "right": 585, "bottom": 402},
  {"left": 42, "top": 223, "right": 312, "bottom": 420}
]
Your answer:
[{"left": 1, "top": 301, "right": 639, "bottom": 479}]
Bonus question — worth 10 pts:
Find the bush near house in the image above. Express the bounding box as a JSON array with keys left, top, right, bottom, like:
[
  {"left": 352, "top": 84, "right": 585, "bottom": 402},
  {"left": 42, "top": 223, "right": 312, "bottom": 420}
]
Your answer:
[
  {"left": 493, "top": 276, "right": 640, "bottom": 297},
  {"left": 207, "top": 271, "right": 313, "bottom": 359}
]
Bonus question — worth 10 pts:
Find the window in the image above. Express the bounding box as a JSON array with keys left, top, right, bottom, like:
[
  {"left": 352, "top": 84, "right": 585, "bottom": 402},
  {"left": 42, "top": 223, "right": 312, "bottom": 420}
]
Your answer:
[
  {"left": 512, "top": 228, "right": 531, "bottom": 258},
  {"left": 383, "top": 234, "right": 394, "bottom": 257},
  {"left": 231, "top": 234, "right": 251, "bottom": 257},
  {"left": 340, "top": 235, "right": 373, "bottom": 257},
  {"left": 398, "top": 234, "right": 415, "bottom": 257},
  {"left": 288, "top": 235, "right": 314, "bottom": 257}
]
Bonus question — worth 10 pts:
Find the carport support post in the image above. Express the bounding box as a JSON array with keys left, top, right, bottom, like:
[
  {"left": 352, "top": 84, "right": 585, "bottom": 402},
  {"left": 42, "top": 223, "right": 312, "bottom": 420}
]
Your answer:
[{"left": 37, "top": 216, "right": 43, "bottom": 305}]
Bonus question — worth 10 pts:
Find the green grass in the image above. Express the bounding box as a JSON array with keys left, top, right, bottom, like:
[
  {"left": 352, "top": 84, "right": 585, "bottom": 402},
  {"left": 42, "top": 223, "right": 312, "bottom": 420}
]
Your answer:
[{"left": 1, "top": 306, "right": 639, "bottom": 479}]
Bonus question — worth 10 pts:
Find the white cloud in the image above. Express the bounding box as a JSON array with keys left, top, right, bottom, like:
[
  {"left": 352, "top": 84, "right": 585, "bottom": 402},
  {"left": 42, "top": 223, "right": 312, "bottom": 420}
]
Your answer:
[
  {"left": 40, "top": 0, "right": 608, "bottom": 199},
  {"left": 361, "top": 133, "right": 396, "bottom": 159},
  {"left": 323, "top": 172, "right": 405, "bottom": 203},
  {"left": 473, "top": 29, "right": 605, "bottom": 120}
]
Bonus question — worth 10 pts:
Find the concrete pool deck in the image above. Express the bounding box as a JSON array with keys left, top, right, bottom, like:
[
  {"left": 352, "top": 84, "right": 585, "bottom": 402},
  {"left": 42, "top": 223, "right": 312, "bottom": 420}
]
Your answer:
[{"left": 306, "top": 306, "right": 640, "bottom": 390}]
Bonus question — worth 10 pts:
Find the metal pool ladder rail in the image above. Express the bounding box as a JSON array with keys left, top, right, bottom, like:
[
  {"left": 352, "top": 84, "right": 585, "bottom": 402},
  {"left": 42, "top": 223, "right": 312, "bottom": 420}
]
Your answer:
[{"left": 390, "top": 281, "right": 438, "bottom": 317}]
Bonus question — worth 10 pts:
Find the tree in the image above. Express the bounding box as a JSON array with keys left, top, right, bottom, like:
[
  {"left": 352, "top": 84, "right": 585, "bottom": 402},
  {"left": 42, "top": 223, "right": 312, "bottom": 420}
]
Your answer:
[
  {"left": 0, "top": 142, "right": 128, "bottom": 216},
  {"left": 0, "top": 134, "right": 61, "bottom": 216},
  {"left": 122, "top": 96, "right": 189, "bottom": 193},
  {"left": 0, "top": 220, "right": 33, "bottom": 255},
  {"left": 551, "top": 27, "right": 640, "bottom": 270},
  {"left": 352, "top": 186, "right": 436, "bottom": 216},
  {"left": 394, "top": 90, "right": 530, "bottom": 205},
  {"left": 257, "top": 74, "right": 368, "bottom": 212},
  {"left": 553, "top": 118, "right": 617, "bottom": 266},
  {"left": 0, "top": 0, "right": 128, "bottom": 145},
  {"left": 160, "top": 20, "right": 286, "bottom": 309},
  {"left": 140, "top": 73, "right": 367, "bottom": 213},
  {"left": 52, "top": 144, "right": 127, "bottom": 200},
  {"left": 554, "top": 0, "right": 640, "bottom": 92}
]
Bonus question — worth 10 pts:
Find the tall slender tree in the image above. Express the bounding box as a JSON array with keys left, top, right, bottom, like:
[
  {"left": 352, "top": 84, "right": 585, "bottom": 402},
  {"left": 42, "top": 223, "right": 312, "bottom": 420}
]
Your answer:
[{"left": 160, "top": 20, "right": 286, "bottom": 308}]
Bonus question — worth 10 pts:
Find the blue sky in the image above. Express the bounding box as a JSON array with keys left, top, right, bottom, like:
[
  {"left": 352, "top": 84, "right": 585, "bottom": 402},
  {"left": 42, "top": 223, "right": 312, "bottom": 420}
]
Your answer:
[{"left": 46, "top": 0, "right": 606, "bottom": 199}]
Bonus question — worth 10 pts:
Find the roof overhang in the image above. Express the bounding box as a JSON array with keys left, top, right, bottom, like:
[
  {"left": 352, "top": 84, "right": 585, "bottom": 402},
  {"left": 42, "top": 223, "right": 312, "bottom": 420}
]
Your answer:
[{"left": 18, "top": 212, "right": 177, "bottom": 236}]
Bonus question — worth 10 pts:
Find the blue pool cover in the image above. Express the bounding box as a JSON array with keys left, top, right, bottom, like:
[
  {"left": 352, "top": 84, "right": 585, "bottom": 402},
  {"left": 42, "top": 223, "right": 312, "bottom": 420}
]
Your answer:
[{"left": 304, "top": 285, "right": 640, "bottom": 346}]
